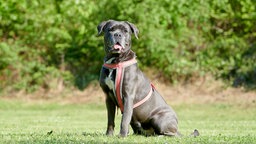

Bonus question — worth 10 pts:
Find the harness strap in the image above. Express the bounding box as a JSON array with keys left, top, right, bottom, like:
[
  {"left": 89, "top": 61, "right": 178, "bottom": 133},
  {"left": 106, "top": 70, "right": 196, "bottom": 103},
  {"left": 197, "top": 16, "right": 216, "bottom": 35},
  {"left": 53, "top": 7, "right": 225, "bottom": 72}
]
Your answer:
[
  {"left": 115, "top": 67, "right": 124, "bottom": 112},
  {"left": 133, "top": 84, "right": 153, "bottom": 109},
  {"left": 103, "top": 58, "right": 153, "bottom": 113}
]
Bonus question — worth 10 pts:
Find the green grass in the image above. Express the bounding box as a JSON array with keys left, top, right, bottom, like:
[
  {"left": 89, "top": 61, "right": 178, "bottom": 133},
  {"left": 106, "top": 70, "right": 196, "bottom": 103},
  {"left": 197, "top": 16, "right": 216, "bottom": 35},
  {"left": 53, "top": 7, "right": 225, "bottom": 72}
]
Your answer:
[{"left": 0, "top": 100, "right": 256, "bottom": 144}]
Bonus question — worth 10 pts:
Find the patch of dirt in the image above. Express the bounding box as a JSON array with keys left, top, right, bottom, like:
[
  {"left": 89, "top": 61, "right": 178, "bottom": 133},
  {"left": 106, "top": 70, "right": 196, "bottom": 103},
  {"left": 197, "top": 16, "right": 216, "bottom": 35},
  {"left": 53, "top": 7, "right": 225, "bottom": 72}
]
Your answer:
[
  {"left": 2, "top": 76, "right": 256, "bottom": 106},
  {"left": 64, "top": 75, "right": 255, "bottom": 106},
  {"left": 154, "top": 76, "right": 256, "bottom": 106}
]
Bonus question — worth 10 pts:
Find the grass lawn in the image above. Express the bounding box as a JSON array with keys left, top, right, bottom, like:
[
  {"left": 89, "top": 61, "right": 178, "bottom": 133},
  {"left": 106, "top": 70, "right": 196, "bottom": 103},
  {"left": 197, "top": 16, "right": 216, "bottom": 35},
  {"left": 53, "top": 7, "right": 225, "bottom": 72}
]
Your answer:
[{"left": 0, "top": 99, "right": 256, "bottom": 143}]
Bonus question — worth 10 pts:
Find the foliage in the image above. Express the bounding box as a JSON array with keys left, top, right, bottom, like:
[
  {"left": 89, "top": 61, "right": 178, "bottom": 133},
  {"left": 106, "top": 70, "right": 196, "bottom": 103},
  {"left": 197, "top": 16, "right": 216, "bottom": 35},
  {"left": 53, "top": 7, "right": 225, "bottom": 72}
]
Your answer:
[{"left": 0, "top": 0, "right": 255, "bottom": 92}]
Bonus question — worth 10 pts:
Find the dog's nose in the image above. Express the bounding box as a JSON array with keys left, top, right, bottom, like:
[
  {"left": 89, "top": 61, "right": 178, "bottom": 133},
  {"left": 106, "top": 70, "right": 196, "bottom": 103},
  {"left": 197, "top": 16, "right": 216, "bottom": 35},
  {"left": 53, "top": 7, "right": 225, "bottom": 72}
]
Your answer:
[{"left": 114, "top": 33, "right": 122, "bottom": 38}]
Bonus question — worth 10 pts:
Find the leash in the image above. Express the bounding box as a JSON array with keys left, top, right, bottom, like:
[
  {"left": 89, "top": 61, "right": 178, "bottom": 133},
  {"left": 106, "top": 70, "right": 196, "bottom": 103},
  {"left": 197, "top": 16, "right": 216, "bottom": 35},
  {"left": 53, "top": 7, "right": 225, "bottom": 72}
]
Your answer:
[{"left": 103, "top": 58, "right": 153, "bottom": 113}]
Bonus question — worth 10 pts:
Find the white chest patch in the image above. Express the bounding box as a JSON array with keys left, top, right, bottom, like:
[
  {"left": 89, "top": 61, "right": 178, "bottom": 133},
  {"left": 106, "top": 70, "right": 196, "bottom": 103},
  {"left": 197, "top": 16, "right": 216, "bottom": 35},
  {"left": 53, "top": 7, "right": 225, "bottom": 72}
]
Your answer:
[{"left": 105, "top": 69, "right": 115, "bottom": 91}]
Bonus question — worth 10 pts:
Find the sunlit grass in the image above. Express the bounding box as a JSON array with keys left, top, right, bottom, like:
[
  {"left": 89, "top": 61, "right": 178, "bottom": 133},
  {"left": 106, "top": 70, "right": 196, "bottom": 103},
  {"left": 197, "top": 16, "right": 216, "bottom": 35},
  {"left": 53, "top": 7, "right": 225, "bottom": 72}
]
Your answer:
[{"left": 0, "top": 100, "right": 255, "bottom": 143}]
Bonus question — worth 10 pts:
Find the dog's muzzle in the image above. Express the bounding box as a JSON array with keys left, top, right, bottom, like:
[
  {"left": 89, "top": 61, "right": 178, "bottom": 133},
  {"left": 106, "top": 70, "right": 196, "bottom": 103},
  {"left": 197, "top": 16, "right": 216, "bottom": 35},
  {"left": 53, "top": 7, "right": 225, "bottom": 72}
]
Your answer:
[{"left": 110, "top": 43, "right": 123, "bottom": 53}]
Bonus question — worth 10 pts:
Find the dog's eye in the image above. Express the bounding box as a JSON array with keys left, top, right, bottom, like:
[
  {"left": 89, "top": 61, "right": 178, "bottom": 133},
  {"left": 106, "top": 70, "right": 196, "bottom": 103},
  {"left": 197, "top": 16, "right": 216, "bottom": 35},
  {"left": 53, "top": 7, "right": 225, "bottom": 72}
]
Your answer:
[
  {"left": 108, "top": 27, "right": 114, "bottom": 32},
  {"left": 124, "top": 29, "right": 128, "bottom": 33}
]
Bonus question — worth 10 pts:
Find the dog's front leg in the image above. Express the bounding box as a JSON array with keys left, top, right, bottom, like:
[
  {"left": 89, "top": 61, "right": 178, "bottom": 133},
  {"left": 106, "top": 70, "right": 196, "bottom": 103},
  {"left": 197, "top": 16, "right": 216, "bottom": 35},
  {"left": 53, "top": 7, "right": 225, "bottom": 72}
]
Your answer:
[
  {"left": 106, "top": 97, "right": 116, "bottom": 136},
  {"left": 119, "top": 95, "right": 133, "bottom": 137}
]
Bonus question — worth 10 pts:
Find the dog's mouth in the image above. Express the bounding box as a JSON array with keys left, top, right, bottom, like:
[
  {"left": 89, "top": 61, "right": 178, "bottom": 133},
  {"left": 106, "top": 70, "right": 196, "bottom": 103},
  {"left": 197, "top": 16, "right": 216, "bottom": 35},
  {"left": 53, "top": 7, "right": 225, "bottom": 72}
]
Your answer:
[
  {"left": 114, "top": 44, "right": 122, "bottom": 49},
  {"left": 111, "top": 43, "right": 123, "bottom": 53}
]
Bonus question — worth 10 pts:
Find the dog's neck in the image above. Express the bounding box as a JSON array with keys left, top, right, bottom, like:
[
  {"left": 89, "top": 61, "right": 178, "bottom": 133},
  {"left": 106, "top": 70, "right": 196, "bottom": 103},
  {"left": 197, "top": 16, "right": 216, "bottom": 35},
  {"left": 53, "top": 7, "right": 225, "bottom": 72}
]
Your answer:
[{"left": 104, "top": 50, "right": 136, "bottom": 64}]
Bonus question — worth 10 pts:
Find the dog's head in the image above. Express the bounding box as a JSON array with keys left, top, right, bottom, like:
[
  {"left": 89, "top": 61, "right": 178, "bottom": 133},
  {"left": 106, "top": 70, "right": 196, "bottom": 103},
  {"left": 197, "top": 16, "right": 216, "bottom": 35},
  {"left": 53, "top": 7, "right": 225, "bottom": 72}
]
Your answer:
[{"left": 97, "top": 20, "right": 139, "bottom": 58}]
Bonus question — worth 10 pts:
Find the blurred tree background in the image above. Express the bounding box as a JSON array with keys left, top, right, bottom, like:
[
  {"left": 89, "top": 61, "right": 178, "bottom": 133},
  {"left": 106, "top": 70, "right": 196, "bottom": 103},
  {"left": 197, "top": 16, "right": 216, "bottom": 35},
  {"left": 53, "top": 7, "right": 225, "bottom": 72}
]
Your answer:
[{"left": 0, "top": 0, "right": 255, "bottom": 94}]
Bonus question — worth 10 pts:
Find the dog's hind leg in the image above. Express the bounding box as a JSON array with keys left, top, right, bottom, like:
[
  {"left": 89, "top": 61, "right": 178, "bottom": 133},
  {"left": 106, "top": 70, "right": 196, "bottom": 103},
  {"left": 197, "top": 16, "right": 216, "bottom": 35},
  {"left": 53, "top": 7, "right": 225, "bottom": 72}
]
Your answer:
[
  {"left": 130, "top": 121, "right": 143, "bottom": 135},
  {"left": 151, "top": 114, "right": 179, "bottom": 137}
]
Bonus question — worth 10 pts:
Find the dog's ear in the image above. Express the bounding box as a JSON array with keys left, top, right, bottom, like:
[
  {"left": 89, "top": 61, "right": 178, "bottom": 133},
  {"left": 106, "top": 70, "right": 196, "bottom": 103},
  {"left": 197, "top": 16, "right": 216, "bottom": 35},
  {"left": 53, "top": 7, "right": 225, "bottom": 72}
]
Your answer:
[
  {"left": 97, "top": 20, "right": 112, "bottom": 36},
  {"left": 125, "top": 21, "right": 139, "bottom": 39}
]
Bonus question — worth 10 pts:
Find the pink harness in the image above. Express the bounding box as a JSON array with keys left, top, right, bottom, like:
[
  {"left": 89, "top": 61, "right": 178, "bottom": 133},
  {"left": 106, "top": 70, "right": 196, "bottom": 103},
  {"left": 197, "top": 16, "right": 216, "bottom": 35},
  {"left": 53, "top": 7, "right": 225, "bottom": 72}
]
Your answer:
[{"left": 103, "top": 58, "right": 153, "bottom": 113}]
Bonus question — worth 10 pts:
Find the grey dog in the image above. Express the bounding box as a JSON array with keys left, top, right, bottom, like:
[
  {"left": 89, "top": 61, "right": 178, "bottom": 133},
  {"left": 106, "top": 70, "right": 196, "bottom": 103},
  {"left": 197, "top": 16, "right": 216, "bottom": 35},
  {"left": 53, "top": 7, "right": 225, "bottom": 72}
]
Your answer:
[{"left": 98, "top": 20, "right": 198, "bottom": 137}]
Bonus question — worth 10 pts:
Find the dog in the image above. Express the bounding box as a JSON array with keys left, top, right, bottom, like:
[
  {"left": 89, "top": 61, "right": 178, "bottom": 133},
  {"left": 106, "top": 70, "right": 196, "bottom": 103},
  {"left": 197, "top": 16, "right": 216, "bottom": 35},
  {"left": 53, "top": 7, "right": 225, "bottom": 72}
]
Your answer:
[{"left": 97, "top": 20, "right": 198, "bottom": 137}]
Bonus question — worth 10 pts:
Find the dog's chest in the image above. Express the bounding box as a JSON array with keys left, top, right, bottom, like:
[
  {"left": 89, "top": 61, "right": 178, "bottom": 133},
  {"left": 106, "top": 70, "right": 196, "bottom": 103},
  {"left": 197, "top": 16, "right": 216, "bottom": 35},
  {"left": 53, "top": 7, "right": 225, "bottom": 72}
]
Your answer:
[{"left": 104, "top": 69, "right": 115, "bottom": 91}]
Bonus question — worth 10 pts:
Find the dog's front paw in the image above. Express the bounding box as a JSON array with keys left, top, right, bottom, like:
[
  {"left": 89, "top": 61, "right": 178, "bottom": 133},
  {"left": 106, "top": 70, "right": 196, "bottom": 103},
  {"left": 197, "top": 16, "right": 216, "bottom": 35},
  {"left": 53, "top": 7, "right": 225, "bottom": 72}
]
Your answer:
[
  {"left": 118, "top": 133, "right": 128, "bottom": 138},
  {"left": 106, "top": 130, "right": 114, "bottom": 136},
  {"left": 119, "top": 129, "right": 128, "bottom": 137},
  {"left": 106, "top": 125, "right": 115, "bottom": 136}
]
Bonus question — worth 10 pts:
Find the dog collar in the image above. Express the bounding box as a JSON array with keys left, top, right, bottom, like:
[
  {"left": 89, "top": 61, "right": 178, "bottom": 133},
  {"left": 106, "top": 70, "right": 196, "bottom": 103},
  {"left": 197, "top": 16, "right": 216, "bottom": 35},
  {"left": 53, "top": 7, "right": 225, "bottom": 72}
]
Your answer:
[
  {"left": 103, "top": 58, "right": 153, "bottom": 113},
  {"left": 103, "top": 58, "right": 137, "bottom": 69}
]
